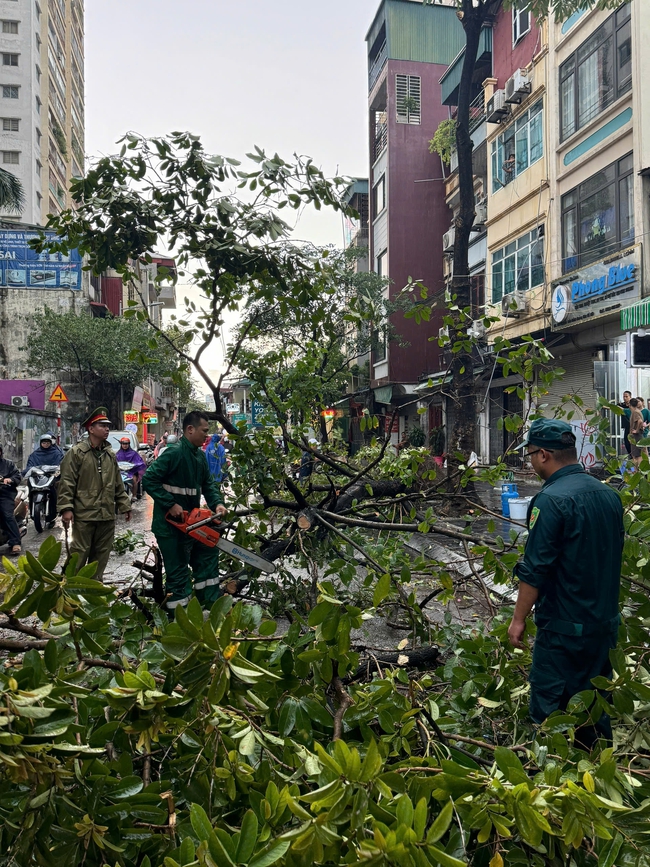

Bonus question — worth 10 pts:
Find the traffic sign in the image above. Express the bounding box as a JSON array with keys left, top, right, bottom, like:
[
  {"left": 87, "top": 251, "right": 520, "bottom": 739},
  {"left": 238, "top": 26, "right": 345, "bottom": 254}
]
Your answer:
[{"left": 48, "top": 384, "right": 68, "bottom": 402}]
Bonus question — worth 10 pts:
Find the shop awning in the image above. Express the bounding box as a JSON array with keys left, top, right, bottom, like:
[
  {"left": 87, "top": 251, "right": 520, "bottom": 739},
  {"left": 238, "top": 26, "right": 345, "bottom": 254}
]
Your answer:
[
  {"left": 374, "top": 385, "right": 394, "bottom": 404},
  {"left": 621, "top": 300, "right": 650, "bottom": 331}
]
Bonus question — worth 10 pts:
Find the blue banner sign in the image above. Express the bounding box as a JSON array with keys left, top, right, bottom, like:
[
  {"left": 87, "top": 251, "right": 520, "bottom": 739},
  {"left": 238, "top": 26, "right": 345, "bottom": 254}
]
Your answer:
[{"left": 0, "top": 230, "right": 82, "bottom": 290}]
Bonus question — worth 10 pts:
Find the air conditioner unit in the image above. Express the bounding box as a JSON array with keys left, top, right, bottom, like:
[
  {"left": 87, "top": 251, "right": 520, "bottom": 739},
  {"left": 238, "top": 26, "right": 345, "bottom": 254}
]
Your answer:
[
  {"left": 442, "top": 227, "right": 455, "bottom": 252},
  {"left": 467, "top": 319, "right": 487, "bottom": 340},
  {"left": 438, "top": 326, "right": 450, "bottom": 341},
  {"left": 486, "top": 89, "right": 510, "bottom": 123},
  {"left": 11, "top": 396, "right": 29, "bottom": 407},
  {"left": 505, "top": 68, "right": 532, "bottom": 105},
  {"left": 501, "top": 291, "right": 528, "bottom": 317},
  {"left": 474, "top": 201, "right": 487, "bottom": 225}
]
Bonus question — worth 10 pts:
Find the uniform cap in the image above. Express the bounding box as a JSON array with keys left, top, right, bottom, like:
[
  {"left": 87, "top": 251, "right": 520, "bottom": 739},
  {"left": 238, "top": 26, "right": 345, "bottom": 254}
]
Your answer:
[
  {"left": 82, "top": 406, "right": 111, "bottom": 430},
  {"left": 517, "top": 418, "right": 576, "bottom": 451}
]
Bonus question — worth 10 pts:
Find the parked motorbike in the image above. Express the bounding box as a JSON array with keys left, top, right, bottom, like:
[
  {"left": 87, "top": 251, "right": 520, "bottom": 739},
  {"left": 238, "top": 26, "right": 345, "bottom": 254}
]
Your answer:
[
  {"left": 23, "top": 465, "right": 60, "bottom": 533},
  {"left": 118, "top": 461, "right": 137, "bottom": 501},
  {"left": 0, "top": 487, "right": 29, "bottom": 545}
]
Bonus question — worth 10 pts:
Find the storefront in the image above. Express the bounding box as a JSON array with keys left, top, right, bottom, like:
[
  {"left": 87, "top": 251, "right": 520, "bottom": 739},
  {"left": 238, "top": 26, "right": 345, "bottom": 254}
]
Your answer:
[{"left": 550, "top": 245, "right": 644, "bottom": 453}]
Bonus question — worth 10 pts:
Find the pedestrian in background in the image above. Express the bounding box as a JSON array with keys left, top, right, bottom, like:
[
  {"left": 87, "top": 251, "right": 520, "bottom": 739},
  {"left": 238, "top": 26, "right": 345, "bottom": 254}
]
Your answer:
[
  {"left": 629, "top": 398, "right": 645, "bottom": 468},
  {"left": 205, "top": 433, "right": 228, "bottom": 484},
  {"left": 58, "top": 407, "right": 132, "bottom": 581},
  {"left": 0, "top": 444, "right": 22, "bottom": 555},
  {"left": 637, "top": 397, "right": 650, "bottom": 429},
  {"left": 508, "top": 418, "right": 624, "bottom": 749},
  {"left": 619, "top": 391, "right": 632, "bottom": 456},
  {"left": 153, "top": 432, "right": 169, "bottom": 459}
]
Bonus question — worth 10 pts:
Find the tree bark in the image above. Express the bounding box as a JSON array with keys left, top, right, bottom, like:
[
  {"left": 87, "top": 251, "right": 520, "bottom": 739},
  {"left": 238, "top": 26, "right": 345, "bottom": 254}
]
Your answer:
[{"left": 448, "top": 15, "right": 484, "bottom": 462}]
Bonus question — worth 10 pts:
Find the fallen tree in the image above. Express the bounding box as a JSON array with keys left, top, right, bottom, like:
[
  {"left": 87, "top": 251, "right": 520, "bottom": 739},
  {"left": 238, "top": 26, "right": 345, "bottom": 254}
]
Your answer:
[{"left": 18, "top": 132, "right": 650, "bottom": 867}]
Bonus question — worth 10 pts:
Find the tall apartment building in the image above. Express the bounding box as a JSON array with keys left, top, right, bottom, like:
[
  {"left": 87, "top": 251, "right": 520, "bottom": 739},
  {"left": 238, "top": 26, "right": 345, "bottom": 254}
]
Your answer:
[
  {"left": 365, "top": 0, "right": 464, "bottom": 448},
  {"left": 433, "top": 0, "right": 645, "bottom": 463},
  {"left": 0, "top": 0, "right": 84, "bottom": 225}
]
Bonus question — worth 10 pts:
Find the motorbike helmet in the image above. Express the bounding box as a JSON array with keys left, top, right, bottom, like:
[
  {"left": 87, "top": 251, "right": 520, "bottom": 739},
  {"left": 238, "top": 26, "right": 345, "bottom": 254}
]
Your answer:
[
  {"left": 119, "top": 437, "right": 131, "bottom": 446},
  {"left": 40, "top": 434, "right": 54, "bottom": 444},
  {"left": 166, "top": 435, "right": 178, "bottom": 445}
]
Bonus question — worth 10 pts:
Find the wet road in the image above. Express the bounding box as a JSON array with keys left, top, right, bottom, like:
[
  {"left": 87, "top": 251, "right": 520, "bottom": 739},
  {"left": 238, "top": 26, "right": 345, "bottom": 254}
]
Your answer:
[{"left": 15, "top": 495, "right": 157, "bottom": 590}]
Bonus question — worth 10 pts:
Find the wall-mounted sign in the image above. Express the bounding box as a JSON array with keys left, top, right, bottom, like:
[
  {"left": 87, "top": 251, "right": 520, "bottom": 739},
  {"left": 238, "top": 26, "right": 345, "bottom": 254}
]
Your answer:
[
  {"left": 124, "top": 410, "right": 140, "bottom": 425},
  {"left": 226, "top": 403, "right": 240, "bottom": 414},
  {"left": 0, "top": 230, "right": 82, "bottom": 289},
  {"left": 132, "top": 386, "right": 143, "bottom": 412},
  {"left": 142, "top": 412, "right": 158, "bottom": 425},
  {"left": 551, "top": 247, "right": 640, "bottom": 330}
]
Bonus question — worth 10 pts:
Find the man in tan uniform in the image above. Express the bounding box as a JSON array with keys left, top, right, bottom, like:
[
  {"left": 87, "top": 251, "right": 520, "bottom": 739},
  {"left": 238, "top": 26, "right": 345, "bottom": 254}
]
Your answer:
[{"left": 58, "top": 407, "right": 132, "bottom": 580}]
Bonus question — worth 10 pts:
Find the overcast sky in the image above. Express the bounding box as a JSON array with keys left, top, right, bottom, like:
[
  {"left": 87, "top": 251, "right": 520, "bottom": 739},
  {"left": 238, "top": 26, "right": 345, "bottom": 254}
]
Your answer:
[{"left": 85, "top": 1, "right": 378, "bottom": 383}]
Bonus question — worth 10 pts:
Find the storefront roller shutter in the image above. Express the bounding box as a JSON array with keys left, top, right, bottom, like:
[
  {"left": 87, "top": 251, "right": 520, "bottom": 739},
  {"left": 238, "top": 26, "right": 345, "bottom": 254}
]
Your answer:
[{"left": 540, "top": 350, "right": 597, "bottom": 415}]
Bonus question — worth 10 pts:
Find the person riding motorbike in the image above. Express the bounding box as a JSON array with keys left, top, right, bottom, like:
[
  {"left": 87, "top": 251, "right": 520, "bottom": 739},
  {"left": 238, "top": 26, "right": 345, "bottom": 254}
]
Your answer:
[
  {"left": 156, "top": 434, "right": 178, "bottom": 459},
  {"left": 22, "top": 433, "right": 64, "bottom": 528},
  {"left": 23, "top": 434, "right": 64, "bottom": 475},
  {"left": 117, "top": 437, "right": 147, "bottom": 499}
]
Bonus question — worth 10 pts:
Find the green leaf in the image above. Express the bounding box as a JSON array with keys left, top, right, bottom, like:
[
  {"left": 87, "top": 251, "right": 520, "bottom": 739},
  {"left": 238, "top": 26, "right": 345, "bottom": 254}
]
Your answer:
[
  {"left": 110, "top": 775, "right": 144, "bottom": 799},
  {"left": 236, "top": 810, "right": 259, "bottom": 864},
  {"left": 248, "top": 839, "right": 291, "bottom": 867},
  {"left": 239, "top": 729, "right": 257, "bottom": 756},
  {"left": 43, "top": 638, "right": 58, "bottom": 674},
  {"left": 427, "top": 800, "right": 454, "bottom": 844},
  {"left": 414, "top": 798, "right": 428, "bottom": 841},
  {"left": 426, "top": 845, "right": 466, "bottom": 867},
  {"left": 373, "top": 573, "right": 392, "bottom": 607},
  {"left": 190, "top": 803, "right": 222, "bottom": 865}
]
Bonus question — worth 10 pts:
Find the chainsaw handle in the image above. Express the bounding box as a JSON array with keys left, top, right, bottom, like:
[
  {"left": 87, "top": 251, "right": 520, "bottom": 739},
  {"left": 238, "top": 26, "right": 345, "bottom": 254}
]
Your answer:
[{"left": 166, "top": 510, "right": 187, "bottom": 524}]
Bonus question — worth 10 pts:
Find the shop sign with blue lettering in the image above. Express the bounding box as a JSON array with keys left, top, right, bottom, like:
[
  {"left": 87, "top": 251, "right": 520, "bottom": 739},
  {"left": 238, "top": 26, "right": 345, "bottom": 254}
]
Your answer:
[{"left": 551, "top": 247, "right": 640, "bottom": 331}]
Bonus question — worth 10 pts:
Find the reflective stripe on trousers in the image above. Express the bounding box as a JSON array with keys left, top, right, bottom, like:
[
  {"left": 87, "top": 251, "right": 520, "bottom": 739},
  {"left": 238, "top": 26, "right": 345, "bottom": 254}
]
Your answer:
[
  {"left": 166, "top": 594, "right": 191, "bottom": 610},
  {"left": 162, "top": 484, "right": 199, "bottom": 496},
  {"left": 194, "top": 577, "right": 220, "bottom": 590}
]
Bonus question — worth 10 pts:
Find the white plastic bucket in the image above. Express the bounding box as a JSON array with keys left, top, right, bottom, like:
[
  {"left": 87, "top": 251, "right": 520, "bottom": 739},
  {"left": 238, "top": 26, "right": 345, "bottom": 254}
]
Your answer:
[{"left": 508, "top": 497, "right": 531, "bottom": 522}]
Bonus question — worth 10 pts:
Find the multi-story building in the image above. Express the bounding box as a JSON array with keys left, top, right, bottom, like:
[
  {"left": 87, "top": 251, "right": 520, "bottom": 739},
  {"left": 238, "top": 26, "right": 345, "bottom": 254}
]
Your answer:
[
  {"left": 90, "top": 257, "right": 179, "bottom": 440},
  {"left": 366, "top": 0, "right": 464, "bottom": 447},
  {"left": 0, "top": 0, "right": 84, "bottom": 225},
  {"left": 431, "top": 0, "right": 645, "bottom": 463}
]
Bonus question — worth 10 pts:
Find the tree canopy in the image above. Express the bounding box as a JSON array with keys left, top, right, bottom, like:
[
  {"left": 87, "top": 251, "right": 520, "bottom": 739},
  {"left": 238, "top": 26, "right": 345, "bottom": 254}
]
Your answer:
[{"left": 23, "top": 308, "right": 193, "bottom": 416}]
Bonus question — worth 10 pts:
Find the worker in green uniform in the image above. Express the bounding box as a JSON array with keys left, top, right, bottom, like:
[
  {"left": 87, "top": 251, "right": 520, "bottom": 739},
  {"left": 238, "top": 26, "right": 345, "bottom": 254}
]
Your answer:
[
  {"left": 58, "top": 407, "right": 132, "bottom": 581},
  {"left": 143, "top": 411, "right": 227, "bottom": 612},
  {"left": 508, "top": 418, "right": 624, "bottom": 747}
]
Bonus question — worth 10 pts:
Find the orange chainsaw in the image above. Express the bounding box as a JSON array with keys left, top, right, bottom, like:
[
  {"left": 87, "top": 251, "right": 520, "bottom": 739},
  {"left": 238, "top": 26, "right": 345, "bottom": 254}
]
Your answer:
[{"left": 166, "top": 508, "right": 276, "bottom": 574}]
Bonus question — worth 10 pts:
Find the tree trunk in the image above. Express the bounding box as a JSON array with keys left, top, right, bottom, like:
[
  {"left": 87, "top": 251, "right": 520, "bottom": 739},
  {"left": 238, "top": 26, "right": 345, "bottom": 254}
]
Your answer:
[{"left": 448, "top": 17, "right": 483, "bottom": 462}]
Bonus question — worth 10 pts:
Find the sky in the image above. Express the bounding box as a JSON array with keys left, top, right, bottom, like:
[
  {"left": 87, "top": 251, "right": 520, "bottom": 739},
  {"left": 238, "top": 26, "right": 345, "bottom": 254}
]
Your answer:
[{"left": 85, "top": 0, "right": 379, "bottom": 384}]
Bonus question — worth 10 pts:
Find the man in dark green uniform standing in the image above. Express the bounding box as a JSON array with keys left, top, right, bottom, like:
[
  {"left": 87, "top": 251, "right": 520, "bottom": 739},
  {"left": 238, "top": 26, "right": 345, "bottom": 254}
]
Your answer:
[
  {"left": 143, "top": 411, "right": 227, "bottom": 612},
  {"left": 508, "top": 419, "right": 624, "bottom": 745},
  {"left": 58, "top": 407, "right": 132, "bottom": 581}
]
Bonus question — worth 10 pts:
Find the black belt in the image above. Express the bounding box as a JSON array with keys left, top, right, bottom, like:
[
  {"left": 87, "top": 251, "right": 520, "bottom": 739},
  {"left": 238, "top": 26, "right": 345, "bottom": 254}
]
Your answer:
[{"left": 536, "top": 613, "right": 620, "bottom": 637}]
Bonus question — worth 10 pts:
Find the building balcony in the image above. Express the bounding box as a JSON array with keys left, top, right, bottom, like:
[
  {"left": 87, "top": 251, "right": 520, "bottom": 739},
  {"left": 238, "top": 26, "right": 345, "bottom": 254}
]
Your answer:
[
  {"left": 440, "top": 26, "right": 492, "bottom": 107},
  {"left": 368, "top": 40, "right": 387, "bottom": 91}
]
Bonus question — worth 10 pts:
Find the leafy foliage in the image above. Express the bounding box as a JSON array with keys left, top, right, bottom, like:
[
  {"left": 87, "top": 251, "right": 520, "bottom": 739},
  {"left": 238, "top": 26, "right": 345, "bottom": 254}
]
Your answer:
[
  {"left": 2, "top": 439, "right": 650, "bottom": 867},
  {"left": 22, "top": 308, "right": 193, "bottom": 409},
  {"left": 0, "top": 166, "right": 24, "bottom": 214}
]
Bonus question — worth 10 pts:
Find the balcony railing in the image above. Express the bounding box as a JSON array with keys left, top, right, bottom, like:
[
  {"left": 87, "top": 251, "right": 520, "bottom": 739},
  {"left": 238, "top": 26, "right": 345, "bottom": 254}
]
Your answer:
[
  {"left": 373, "top": 117, "right": 387, "bottom": 162},
  {"left": 368, "top": 41, "right": 387, "bottom": 91},
  {"left": 450, "top": 91, "right": 486, "bottom": 134}
]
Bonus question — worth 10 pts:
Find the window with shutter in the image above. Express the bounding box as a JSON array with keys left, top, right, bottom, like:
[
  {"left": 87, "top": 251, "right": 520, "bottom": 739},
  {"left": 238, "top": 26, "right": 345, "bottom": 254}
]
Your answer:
[{"left": 396, "top": 74, "right": 421, "bottom": 124}]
